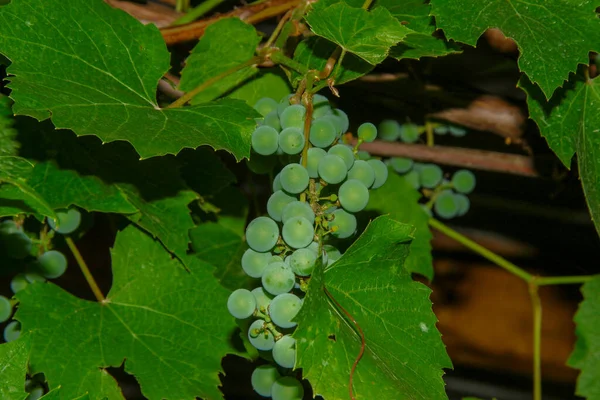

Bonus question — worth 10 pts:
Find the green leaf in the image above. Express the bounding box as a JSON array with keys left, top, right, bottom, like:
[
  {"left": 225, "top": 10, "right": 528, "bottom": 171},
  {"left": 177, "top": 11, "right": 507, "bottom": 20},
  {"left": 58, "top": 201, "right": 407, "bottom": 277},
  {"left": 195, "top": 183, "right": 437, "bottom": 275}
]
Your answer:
[
  {"left": 366, "top": 171, "right": 434, "bottom": 280},
  {"left": 568, "top": 275, "right": 600, "bottom": 399},
  {"left": 0, "top": 96, "right": 19, "bottom": 156},
  {"left": 227, "top": 70, "right": 291, "bottom": 107},
  {"left": 305, "top": 1, "right": 412, "bottom": 64},
  {"left": 178, "top": 148, "right": 236, "bottom": 196},
  {"left": 294, "top": 215, "right": 451, "bottom": 399},
  {"left": 429, "top": 0, "right": 600, "bottom": 98},
  {"left": 39, "top": 388, "right": 91, "bottom": 400},
  {"left": 521, "top": 74, "right": 600, "bottom": 237},
  {"left": 0, "top": 0, "right": 258, "bottom": 160},
  {"left": 292, "top": 37, "right": 374, "bottom": 85},
  {"left": 179, "top": 18, "right": 260, "bottom": 104},
  {"left": 391, "top": 33, "right": 461, "bottom": 60},
  {"left": 15, "top": 225, "right": 238, "bottom": 400},
  {"left": 0, "top": 336, "right": 30, "bottom": 400}
]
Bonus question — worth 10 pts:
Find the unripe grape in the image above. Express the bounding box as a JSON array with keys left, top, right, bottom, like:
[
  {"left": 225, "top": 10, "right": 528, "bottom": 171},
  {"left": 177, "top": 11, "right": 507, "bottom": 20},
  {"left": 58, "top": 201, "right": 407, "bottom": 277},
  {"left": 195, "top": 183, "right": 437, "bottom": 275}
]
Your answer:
[
  {"left": 434, "top": 124, "right": 449, "bottom": 135},
  {"left": 281, "top": 201, "right": 315, "bottom": 224},
  {"left": 312, "top": 93, "right": 332, "bottom": 118},
  {"left": 271, "top": 376, "right": 304, "bottom": 400},
  {"left": 248, "top": 319, "right": 275, "bottom": 351},
  {"left": 251, "top": 365, "right": 280, "bottom": 397},
  {"left": 245, "top": 217, "right": 279, "bottom": 252},
  {"left": 348, "top": 160, "right": 375, "bottom": 188},
  {"left": 419, "top": 163, "right": 443, "bottom": 189},
  {"left": 277, "top": 94, "right": 294, "bottom": 116},
  {"left": 262, "top": 262, "right": 295, "bottom": 295},
  {"left": 378, "top": 119, "right": 401, "bottom": 141},
  {"left": 267, "top": 190, "right": 296, "bottom": 222},
  {"left": 273, "top": 173, "right": 282, "bottom": 192},
  {"left": 404, "top": 169, "right": 421, "bottom": 189},
  {"left": 367, "top": 159, "right": 388, "bottom": 189},
  {"left": 10, "top": 273, "right": 28, "bottom": 294},
  {"left": 449, "top": 125, "right": 467, "bottom": 137},
  {"left": 0, "top": 295, "right": 12, "bottom": 323},
  {"left": 279, "top": 164, "right": 309, "bottom": 194},
  {"left": 390, "top": 157, "right": 413, "bottom": 174},
  {"left": 263, "top": 110, "right": 282, "bottom": 131},
  {"left": 280, "top": 104, "right": 306, "bottom": 130},
  {"left": 278, "top": 127, "right": 304, "bottom": 155},
  {"left": 434, "top": 190, "right": 459, "bottom": 219},
  {"left": 227, "top": 289, "right": 256, "bottom": 319},
  {"left": 451, "top": 169, "right": 476, "bottom": 194},
  {"left": 331, "top": 108, "right": 349, "bottom": 134},
  {"left": 3, "top": 320, "right": 20, "bottom": 342},
  {"left": 282, "top": 216, "right": 314, "bottom": 249},
  {"left": 454, "top": 193, "right": 471, "bottom": 216},
  {"left": 302, "top": 147, "right": 327, "bottom": 179},
  {"left": 37, "top": 250, "right": 68, "bottom": 279},
  {"left": 254, "top": 97, "right": 278, "bottom": 117},
  {"left": 289, "top": 248, "right": 317, "bottom": 276},
  {"left": 328, "top": 144, "right": 354, "bottom": 170},
  {"left": 338, "top": 179, "right": 369, "bottom": 213},
  {"left": 399, "top": 123, "right": 419, "bottom": 143},
  {"left": 318, "top": 154, "right": 347, "bottom": 184},
  {"left": 310, "top": 118, "right": 337, "bottom": 148},
  {"left": 252, "top": 287, "right": 273, "bottom": 312},
  {"left": 272, "top": 335, "right": 296, "bottom": 368},
  {"left": 251, "top": 126, "right": 279, "bottom": 156},
  {"left": 357, "top": 122, "right": 377, "bottom": 142},
  {"left": 331, "top": 209, "right": 357, "bottom": 239},
  {"left": 269, "top": 293, "right": 303, "bottom": 328},
  {"left": 241, "top": 249, "right": 271, "bottom": 278}
]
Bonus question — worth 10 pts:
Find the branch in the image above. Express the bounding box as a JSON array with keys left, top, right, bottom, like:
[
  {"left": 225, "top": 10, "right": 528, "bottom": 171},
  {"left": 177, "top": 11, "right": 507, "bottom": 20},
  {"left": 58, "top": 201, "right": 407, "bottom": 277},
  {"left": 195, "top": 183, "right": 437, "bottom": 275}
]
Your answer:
[
  {"left": 105, "top": 0, "right": 182, "bottom": 28},
  {"left": 160, "top": 0, "right": 302, "bottom": 45},
  {"left": 350, "top": 139, "right": 539, "bottom": 177}
]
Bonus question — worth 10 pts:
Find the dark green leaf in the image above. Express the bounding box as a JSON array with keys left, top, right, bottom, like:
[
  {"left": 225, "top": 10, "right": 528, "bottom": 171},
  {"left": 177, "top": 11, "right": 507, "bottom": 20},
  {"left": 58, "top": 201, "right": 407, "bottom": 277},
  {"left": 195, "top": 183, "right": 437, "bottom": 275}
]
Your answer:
[
  {"left": 227, "top": 70, "right": 291, "bottom": 106},
  {"left": 366, "top": 171, "right": 434, "bottom": 279},
  {"left": 0, "top": 0, "right": 258, "bottom": 160},
  {"left": 179, "top": 18, "right": 261, "bottom": 104},
  {"left": 0, "top": 336, "right": 30, "bottom": 400},
  {"left": 430, "top": 0, "right": 600, "bottom": 98},
  {"left": 522, "top": 74, "right": 600, "bottom": 237},
  {"left": 294, "top": 216, "right": 451, "bottom": 399},
  {"left": 391, "top": 32, "right": 461, "bottom": 60},
  {"left": 16, "top": 225, "right": 238, "bottom": 400},
  {"left": 568, "top": 275, "right": 600, "bottom": 399},
  {"left": 305, "top": 1, "right": 412, "bottom": 64}
]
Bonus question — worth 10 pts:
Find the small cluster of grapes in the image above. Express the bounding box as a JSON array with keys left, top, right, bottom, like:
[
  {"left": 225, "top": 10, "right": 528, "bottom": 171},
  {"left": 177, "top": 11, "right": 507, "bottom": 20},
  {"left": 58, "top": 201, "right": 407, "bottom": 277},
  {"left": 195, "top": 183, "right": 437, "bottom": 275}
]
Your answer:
[
  {"left": 0, "top": 208, "right": 82, "bottom": 346},
  {"left": 228, "top": 94, "right": 388, "bottom": 399},
  {"left": 377, "top": 119, "right": 467, "bottom": 143}
]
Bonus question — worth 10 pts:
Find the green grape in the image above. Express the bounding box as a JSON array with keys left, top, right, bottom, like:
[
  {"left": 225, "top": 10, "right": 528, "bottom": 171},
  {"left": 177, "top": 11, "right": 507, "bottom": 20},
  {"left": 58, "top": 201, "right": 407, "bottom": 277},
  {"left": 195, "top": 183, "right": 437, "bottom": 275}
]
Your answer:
[
  {"left": 37, "top": 250, "right": 68, "bottom": 279},
  {"left": 323, "top": 245, "right": 342, "bottom": 262},
  {"left": 318, "top": 115, "right": 344, "bottom": 137},
  {"left": 242, "top": 249, "right": 271, "bottom": 278},
  {"left": 331, "top": 209, "right": 357, "bottom": 239},
  {"left": 419, "top": 163, "right": 443, "bottom": 189},
  {"left": 348, "top": 160, "right": 375, "bottom": 188},
  {"left": 10, "top": 273, "right": 29, "bottom": 294},
  {"left": 357, "top": 122, "right": 377, "bottom": 142},
  {"left": 367, "top": 159, "right": 388, "bottom": 189},
  {"left": 267, "top": 190, "right": 297, "bottom": 222},
  {"left": 303, "top": 147, "right": 326, "bottom": 178},
  {"left": 0, "top": 295, "right": 12, "bottom": 323},
  {"left": 271, "top": 376, "right": 304, "bottom": 400},
  {"left": 307, "top": 241, "right": 319, "bottom": 253},
  {"left": 248, "top": 319, "right": 275, "bottom": 351},
  {"left": 328, "top": 144, "right": 354, "bottom": 170},
  {"left": 254, "top": 97, "right": 279, "bottom": 117},
  {"left": 289, "top": 248, "right": 317, "bottom": 276},
  {"left": 390, "top": 157, "right": 413, "bottom": 173},
  {"left": 273, "top": 335, "right": 296, "bottom": 368},
  {"left": 0, "top": 219, "right": 18, "bottom": 234},
  {"left": 245, "top": 217, "right": 279, "bottom": 252},
  {"left": 312, "top": 93, "right": 332, "bottom": 119},
  {"left": 2, "top": 230, "right": 32, "bottom": 259},
  {"left": 26, "top": 387, "right": 44, "bottom": 400},
  {"left": 310, "top": 118, "right": 337, "bottom": 148},
  {"left": 281, "top": 201, "right": 315, "bottom": 224},
  {"left": 434, "top": 190, "right": 459, "bottom": 219},
  {"left": 277, "top": 94, "right": 294, "bottom": 116},
  {"left": 269, "top": 293, "right": 303, "bottom": 328},
  {"left": 338, "top": 179, "right": 369, "bottom": 213},
  {"left": 262, "top": 262, "right": 295, "bottom": 295},
  {"left": 318, "top": 154, "right": 347, "bottom": 184},
  {"left": 25, "top": 273, "right": 45, "bottom": 284},
  {"left": 279, "top": 163, "right": 309, "bottom": 194},
  {"left": 454, "top": 193, "right": 471, "bottom": 216},
  {"left": 227, "top": 288, "right": 257, "bottom": 319},
  {"left": 251, "top": 126, "right": 279, "bottom": 156},
  {"left": 252, "top": 287, "right": 273, "bottom": 312},
  {"left": 448, "top": 125, "right": 467, "bottom": 137},
  {"left": 404, "top": 169, "right": 421, "bottom": 189},
  {"left": 247, "top": 154, "right": 277, "bottom": 175},
  {"left": 3, "top": 320, "right": 20, "bottom": 342},
  {"left": 273, "top": 173, "right": 282, "bottom": 192},
  {"left": 434, "top": 125, "right": 448, "bottom": 135},
  {"left": 251, "top": 365, "right": 281, "bottom": 397},
  {"left": 356, "top": 150, "right": 371, "bottom": 161},
  {"left": 378, "top": 119, "right": 401, "bottom": 141},
  {"left": 48, "top": 208, "right": 82, "bottom": 235},
  {"left": 278, "top": 127, "right": 304, "bottom": 155},
  {"left": 270, "top": 255, "right": 284, "bottom": 264},
  {"left": 280, "top": 104, "right": 306, "bottom": 130},
  {"left": 263, "top": 110, "right": 282, "bottom": 131},
  {"left": 331, "top": 108, "right": 349, "bottom": 134},
  {"left": 282, "top": 216, "right": 314, "bottom": 249},
  {"left": 399, "top": 123, "right": 419, "bottom": 143},
  {"left": 451, "top": 169, "right": 476, "bottom": 194}
]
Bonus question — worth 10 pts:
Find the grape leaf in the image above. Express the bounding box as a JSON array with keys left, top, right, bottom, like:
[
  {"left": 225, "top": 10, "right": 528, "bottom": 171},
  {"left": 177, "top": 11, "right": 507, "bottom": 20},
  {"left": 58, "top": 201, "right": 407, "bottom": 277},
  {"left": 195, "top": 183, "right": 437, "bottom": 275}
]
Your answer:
[
  {"left": 179, "top": 18, "right": 260, "bottom": 104},
  {"left": 227, "top": 70, "right": 291, "bottom": 107},
  {"left": 0, "top": 335, "right": 30, "bottom": 400},
  {"left": 15, "top": 225, "right": 238, "bottom": 400},
  {"left": 429, "top": 0, "right": 600, "bottom": 98},
  {"left": 305, "top": 1, "right": 412, "bottom": 64},
  {"left": 0, "top": 0, "right": 258, "bottom": 160},
  {"left": 291, "top": 37, "right": 374, "bottom": 85},
  {"left": 294, "top": 215, "right": 451, "bottom": 399},
  {"left": 0, "top": 96, "right": 19, "bottom": 156},
  {"left": 366, "top": 171, "right": 434, "bottom": 280},
  {"left": 40, "top": 389, "right": 90, "bottom": 400},
  {"left": 568, "top": 275, "right": 600, "bottom": 399},
  {"left": 521, "top": 74, "right": 600, "bottom": 237}
]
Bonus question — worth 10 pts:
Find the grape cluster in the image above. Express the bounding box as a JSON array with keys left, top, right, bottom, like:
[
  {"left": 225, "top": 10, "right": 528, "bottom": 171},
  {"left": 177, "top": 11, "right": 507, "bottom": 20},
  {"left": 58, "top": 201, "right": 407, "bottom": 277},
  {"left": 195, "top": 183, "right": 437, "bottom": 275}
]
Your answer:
[
  {"left": 0, "top": 208, "right": 81, "bottom": 345},
  {"left": 229, "top": 94, "right": 388, "bottom": 399},
  {"left": 377, "top": 119, "right": 468, "bottom": 142}
]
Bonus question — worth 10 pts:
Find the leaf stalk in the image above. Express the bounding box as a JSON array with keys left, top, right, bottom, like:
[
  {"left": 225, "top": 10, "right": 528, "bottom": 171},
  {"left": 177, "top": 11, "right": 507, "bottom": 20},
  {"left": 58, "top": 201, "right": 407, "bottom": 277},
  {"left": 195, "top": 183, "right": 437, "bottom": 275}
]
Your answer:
[{"left": 65, "top": 237, "right": 105, "bottom": 303}]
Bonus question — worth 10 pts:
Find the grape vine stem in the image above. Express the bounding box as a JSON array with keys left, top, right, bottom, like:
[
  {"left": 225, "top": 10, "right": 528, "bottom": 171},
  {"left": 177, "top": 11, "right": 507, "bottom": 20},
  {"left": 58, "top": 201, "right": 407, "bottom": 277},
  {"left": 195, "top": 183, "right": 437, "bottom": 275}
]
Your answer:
[
  {"left": 65, "top": 237, "right": 105, "bottom": 303},
  {"left": 529, "top": 282, "right": 542, "bottom": 400}
]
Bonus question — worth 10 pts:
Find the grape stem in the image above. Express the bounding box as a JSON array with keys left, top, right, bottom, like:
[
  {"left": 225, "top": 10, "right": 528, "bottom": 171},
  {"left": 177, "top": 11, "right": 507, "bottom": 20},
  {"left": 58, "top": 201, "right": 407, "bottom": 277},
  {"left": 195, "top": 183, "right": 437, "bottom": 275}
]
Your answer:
[
  {"left": 65, "top": 237, "right": 105, "bottom": 303},
  {"left": 529, "top": 282, "right": 542, "bottom": 400},
  {"left": 172, "top": 0, "right": 225, "bottom": 25}
]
